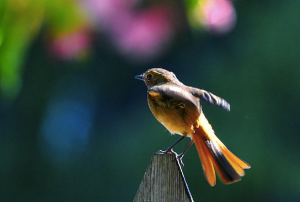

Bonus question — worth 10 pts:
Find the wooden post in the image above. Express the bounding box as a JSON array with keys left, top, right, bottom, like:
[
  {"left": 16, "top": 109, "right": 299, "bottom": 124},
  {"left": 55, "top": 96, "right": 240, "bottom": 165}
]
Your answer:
[{"left": 134, "top": 151, "right": 194, "bottom": 202}]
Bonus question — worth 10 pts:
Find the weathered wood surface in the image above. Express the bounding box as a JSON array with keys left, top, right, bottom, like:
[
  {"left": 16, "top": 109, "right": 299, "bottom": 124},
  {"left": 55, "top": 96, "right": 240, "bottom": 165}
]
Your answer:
[{"left": 134, "top": 151, "right": 194, "bottom": 202}]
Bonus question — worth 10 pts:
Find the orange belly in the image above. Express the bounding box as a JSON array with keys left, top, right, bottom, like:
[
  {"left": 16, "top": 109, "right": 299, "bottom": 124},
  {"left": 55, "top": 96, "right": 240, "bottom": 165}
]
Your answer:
[{"left": 147, "top": 91, "right": 200, "bottom": 136}]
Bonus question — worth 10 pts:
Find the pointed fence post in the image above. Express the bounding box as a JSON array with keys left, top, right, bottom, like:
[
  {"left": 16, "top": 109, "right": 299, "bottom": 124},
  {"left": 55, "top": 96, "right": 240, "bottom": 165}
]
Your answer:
[{"left": 134, "top": 151, "right": 194, "bottom": 202}]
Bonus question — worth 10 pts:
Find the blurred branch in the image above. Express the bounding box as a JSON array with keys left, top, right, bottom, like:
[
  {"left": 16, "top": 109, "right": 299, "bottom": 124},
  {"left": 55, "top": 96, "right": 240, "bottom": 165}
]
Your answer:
[
  {"left": 0, "top": 0, "right": 45, "bottom": 101},
  {"left": 0, "top": 0, "right": 88, "bottom": 102}
]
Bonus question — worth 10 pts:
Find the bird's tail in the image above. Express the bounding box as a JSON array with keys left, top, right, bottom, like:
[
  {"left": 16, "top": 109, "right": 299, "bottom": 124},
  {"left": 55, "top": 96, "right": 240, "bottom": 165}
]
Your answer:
[{"left": 191, "top": 113, "right": 251, "bottom": 186}]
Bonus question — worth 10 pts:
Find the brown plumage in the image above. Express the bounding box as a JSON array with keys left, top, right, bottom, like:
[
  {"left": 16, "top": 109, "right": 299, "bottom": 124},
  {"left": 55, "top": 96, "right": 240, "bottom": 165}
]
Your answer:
[{"left": 135, "top": 68, "right": 250, "bottom": 186}]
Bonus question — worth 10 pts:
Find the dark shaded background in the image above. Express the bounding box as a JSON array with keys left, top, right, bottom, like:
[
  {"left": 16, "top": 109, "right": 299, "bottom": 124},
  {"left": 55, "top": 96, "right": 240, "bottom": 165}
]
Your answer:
[{"left": 1, "top": 0, "right": 300, "bottom": 201}]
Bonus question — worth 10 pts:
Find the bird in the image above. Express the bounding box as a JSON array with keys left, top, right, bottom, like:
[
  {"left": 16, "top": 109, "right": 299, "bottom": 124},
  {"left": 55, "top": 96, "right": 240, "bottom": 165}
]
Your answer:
[{"left": 135, "top": 68, "right": 250, "bottom": 186}]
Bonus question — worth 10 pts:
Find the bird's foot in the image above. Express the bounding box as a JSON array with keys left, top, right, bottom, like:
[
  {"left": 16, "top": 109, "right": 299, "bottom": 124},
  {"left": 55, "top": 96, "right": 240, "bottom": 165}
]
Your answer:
[
  {"left": 157, "top": 149, "right": 184, "bottom": 167},
  {"left": 174, "top": 152, "right": 184, "bottom": 167},
  {"left": 163, "top": 148, "right": 174, "bottom": 154}
]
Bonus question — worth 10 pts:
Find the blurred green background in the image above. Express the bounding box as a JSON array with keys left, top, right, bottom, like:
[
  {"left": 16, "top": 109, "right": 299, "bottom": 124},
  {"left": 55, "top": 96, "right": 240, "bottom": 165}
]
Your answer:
[{"left": 1, "top": 0, "right": 300, "bottom": 201}]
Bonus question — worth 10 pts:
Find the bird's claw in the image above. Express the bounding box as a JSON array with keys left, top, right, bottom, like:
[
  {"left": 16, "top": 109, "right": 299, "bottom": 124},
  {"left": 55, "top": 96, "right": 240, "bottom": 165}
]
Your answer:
[
  {"left": 158, "top": 149, "right": 184, "bottom": 167},
  {"left": 163, "top": 148, "right": 174, "bottom": 154},
  {"left": 172, "top": 152, "right": 184, "bottom": 167}
]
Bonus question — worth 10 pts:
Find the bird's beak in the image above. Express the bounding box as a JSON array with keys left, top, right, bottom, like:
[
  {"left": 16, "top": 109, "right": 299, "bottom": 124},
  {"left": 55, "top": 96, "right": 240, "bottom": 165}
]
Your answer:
[{"left": 135, "top": 74, "right": 144, "bottom": 80}]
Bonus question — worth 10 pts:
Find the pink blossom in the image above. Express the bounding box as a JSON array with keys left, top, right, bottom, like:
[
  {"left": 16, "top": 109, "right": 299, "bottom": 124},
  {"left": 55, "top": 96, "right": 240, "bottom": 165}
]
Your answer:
[
  {"left": 79, "top": 0, "right": 179, "bottom": 63},
  {"left": 80, "top": 0, "right": 138, "bottom": 30},
  {"left": 49, "top": 29, "right": 91, "bottom": 60},
  {"left": 113, "top": 5, "right": 176, "bottom": 62},
  {"left": 195, "top": 0, "right": 236, "bottom": 34}
]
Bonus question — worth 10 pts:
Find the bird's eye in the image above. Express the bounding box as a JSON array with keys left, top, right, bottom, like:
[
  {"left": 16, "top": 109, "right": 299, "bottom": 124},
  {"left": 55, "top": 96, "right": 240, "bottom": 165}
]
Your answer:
[{"left": 147, "top": 74, "right": 152, "bottom": 81}]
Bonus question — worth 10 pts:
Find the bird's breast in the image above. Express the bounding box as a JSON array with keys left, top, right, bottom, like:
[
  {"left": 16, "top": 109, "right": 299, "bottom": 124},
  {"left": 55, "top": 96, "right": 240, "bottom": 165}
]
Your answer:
[{"left": 147, "top": 89, "right": 200, "bottom": 136}]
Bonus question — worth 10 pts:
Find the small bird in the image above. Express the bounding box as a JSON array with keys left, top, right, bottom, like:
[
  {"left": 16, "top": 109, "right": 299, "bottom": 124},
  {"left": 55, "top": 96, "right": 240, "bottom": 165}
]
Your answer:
[{"left": 135, "top": 68, "right": 250, "bottom": 186}]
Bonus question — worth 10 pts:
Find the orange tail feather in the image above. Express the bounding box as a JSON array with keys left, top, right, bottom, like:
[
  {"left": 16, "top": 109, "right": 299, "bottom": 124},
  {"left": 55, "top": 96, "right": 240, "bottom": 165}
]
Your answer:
[{"left": 192, "top": 113, "right": 250, "bottom": 186}]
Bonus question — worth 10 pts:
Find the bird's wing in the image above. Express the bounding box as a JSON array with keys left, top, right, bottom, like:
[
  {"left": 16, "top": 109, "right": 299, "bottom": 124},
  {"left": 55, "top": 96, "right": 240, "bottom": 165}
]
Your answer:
[
  {"left": 148, "top": 85, "right": 200, "bottom": 110},
  {"left": 189, "top": 87, "right": 230, "bottom": 111}
]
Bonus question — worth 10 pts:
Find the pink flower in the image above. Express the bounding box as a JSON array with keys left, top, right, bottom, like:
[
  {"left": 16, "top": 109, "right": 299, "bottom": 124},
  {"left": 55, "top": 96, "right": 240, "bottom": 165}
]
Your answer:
[
  {"left": 112, "top": 5, "right": 176, "bottom": 62},
  {"left": 49, "top": 28, "right": 91, "bottom": 60},
  {"left": 80, "top": 0, "right": 137, "bottom": 30},
  {"left": 194, "top": 0, "right": 236, "bottom": 35},
  {"left": 80, "top": 0, "right": 179, "bottom": 63}
]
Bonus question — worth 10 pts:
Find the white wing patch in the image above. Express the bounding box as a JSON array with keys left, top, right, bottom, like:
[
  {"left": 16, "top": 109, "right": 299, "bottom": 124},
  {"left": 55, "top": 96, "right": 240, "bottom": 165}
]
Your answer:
[{"left": 169, "top": 86, "right": 182, "bottom": 93}]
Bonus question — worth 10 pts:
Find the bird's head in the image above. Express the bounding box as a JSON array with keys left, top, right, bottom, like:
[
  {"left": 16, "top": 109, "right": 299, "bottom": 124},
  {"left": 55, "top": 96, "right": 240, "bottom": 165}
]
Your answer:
[{"left": 135, "top": 68, "right": 179, "bottom": 88}]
